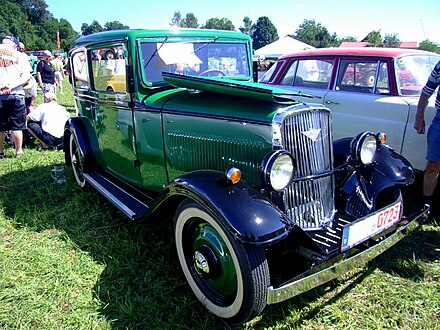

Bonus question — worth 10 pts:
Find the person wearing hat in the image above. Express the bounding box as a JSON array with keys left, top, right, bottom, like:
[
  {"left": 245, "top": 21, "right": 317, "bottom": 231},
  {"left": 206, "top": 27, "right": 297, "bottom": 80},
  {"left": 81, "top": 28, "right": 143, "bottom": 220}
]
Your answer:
[
  {"left": 0, "top": 36, "right": 31, "bottom": 158},
  {"left": 26, "top": 92, "right": 70, "bottom": 149},
  {"left": 17, "top": 42, "right": 37, "bottom": 113},
  {"left": 36, "top": 50, "right": 56, "bottom": 94}
]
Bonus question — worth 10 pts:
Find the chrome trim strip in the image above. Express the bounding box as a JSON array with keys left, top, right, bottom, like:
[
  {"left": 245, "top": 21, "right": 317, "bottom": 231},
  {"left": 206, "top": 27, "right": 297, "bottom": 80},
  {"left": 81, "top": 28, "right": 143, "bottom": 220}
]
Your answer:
[
  {"left": 266, "top": 206, "right": 428, "bottom": 304},
  {"left": 83, "top": 173, "right": 137, "bottom": 219}
]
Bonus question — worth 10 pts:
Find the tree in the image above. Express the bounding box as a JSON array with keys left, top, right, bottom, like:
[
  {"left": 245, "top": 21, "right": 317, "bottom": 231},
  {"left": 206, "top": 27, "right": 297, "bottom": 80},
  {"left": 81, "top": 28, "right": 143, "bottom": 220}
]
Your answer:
[
  {"left": 170, "top": 11, "right": 182, "bottom": 27},
  {"left": 203, "top": 18, "right": 234, "bottom": 31},
  {"left": 251, "top": 16, "right": 278, "bottom": 50},
  {"left": 239, "top": 16, "right": 253, "bottom": 36},
  {"left": 81, "top": 20, "right": 104, "bottom": 36},
  {"left": 104, "top": 21, "right": 129, "bottom": 31},
  {"left": 418, "top": 39, "right": 440, "bottom": 54},
  {"left": 170, "top": 11, "right": 199, "bottom": 28},
  {"left": 182, "top": 13, "right": 199, "bottom": 28},
  {"left": 294, "top": 19, "right": 334, "bottom": 48},
  {"left": 383, "top": 33, "right": 400, "bottom": 48},
  {"left": 362, "top": 30, "right": 382, "bottom": 47}
]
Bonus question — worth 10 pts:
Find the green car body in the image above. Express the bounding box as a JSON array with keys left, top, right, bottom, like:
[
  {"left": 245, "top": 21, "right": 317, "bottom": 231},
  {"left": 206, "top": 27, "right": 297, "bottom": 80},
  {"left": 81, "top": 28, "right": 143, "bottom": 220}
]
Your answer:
[{"left": 65, "top": 29, "right": 427, "bottom": 325}]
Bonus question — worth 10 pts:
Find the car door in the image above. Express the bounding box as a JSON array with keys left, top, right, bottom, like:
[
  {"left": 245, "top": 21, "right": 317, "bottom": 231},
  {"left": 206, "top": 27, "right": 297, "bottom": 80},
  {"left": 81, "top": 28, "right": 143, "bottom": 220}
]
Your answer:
[
  {"left": 89, "top": 43, "right": 142, "bottom": 186},
  {"left": 274, "top": 58, "right": 335, "bottom": 105},
  {"left": 323, "top": 58, "right": 410, "bottom": 156}
]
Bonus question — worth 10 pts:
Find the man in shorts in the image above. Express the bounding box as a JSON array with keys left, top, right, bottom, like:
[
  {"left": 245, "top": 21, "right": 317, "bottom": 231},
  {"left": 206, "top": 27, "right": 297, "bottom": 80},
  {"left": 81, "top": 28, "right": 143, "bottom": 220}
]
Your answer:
[
  {"left": 51, "top": 52, "right": 64, "bottom": 94},
  {"left": 414, "top": 60, "right": 440, "bottom": 216},
  {"left": 0, "top": 36, "right": 31, "bottom": 158}
]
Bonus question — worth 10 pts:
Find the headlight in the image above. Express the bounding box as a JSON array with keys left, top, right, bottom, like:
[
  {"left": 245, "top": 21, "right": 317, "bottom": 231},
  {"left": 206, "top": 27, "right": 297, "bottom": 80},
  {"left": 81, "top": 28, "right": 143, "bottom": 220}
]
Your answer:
[
  {"left": 351, "top": 132, "right": 378, "bottom": 165},
  {"left": 262, "top": 150, "right": 295, "bottom": 191}
]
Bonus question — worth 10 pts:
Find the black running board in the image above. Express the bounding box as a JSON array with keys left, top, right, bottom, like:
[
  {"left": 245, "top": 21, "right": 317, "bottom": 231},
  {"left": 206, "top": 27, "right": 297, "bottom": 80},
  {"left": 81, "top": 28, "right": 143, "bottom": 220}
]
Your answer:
[{"left": 83, "top": 171, "right": 149, "bottom": 220}]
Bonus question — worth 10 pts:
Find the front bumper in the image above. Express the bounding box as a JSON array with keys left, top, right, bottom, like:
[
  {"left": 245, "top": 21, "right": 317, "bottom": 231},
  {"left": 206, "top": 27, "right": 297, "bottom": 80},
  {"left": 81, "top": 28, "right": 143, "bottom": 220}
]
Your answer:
[{"left": 266, "top": 205, "right": 429, "bottom": 304}]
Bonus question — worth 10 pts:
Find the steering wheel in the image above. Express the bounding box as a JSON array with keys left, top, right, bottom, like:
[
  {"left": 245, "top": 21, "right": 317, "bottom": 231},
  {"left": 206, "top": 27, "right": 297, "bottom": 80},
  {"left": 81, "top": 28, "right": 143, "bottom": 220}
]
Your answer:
[{"left": 199, "top": 69, "right": 226, "bottom": 77}]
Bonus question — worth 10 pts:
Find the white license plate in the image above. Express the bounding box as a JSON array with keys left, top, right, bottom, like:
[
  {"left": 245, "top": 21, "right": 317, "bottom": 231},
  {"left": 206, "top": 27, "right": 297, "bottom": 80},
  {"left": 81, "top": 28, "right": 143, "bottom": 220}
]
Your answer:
[{"left": 341, "top": 200, "right": 402, "bottom": 251}]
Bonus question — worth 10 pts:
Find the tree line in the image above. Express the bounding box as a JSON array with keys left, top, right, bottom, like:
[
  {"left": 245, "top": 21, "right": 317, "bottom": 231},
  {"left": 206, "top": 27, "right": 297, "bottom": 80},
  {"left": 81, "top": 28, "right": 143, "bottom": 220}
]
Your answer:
[{"left": 0, "top": 0, "right": 438, "bottom": 54}]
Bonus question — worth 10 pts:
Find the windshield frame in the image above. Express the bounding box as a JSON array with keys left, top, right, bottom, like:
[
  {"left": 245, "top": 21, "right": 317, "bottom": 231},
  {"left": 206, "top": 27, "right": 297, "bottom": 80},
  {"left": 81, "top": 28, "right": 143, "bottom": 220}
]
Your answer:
[
  {"left": 137, "top": 36, "right": 253, "bottom": 86},
  {"left": 395, "top": 53, "right": 440, "bottom": 96}
]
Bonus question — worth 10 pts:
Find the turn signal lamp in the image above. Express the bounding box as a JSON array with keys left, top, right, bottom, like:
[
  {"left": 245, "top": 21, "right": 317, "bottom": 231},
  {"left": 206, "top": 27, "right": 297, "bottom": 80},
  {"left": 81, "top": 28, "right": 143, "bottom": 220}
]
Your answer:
[
  {"left": 226, "top": 167, "right": 241, "bottom": 184},
  {"left": 377, "top": 132, "right": 387, "bottom": 144}
]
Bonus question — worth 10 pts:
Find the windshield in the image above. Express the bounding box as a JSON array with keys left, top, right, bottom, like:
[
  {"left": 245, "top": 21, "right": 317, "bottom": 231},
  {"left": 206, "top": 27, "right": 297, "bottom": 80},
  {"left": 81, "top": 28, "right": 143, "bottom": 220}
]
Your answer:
[
  {"left": 395, "top": 54, "right": 440, "bottom": 96},
  {"left": 140, "top": 40, "right": 251, "bottom": 84}
]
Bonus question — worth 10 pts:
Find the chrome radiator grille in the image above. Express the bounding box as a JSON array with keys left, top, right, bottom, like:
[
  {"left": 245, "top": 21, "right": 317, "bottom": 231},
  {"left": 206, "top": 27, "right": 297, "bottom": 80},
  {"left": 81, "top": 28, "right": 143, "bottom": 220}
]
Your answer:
[{"left": 280, "top": 108, "right": 335, "bottom": 229}]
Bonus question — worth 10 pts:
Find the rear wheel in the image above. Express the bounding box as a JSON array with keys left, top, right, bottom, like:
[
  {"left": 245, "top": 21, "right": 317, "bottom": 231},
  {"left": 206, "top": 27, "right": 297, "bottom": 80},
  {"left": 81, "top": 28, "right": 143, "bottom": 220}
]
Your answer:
[
  {"left": 174, "top": 200, "right": 269, "bottom": 324},
  {"left": 69, "top": 133, "right": 89, "bottom": 189}
]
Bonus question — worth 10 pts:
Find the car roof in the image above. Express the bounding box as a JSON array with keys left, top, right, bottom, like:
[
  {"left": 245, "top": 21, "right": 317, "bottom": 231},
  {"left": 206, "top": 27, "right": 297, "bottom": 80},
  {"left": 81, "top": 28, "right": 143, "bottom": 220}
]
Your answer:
[
  {"left": 74, "top": 29, "right": 251, "bottom": 46},
  {"left": 279, "top": 47, "right": 439, "bottom": 59}
]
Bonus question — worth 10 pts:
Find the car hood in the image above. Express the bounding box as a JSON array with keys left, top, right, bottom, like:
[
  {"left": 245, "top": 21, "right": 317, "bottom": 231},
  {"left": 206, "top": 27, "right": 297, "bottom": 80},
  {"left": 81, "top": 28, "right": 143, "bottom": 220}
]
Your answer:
[{"left": 162, "top": 72, "right": 311, "bottom": 105}]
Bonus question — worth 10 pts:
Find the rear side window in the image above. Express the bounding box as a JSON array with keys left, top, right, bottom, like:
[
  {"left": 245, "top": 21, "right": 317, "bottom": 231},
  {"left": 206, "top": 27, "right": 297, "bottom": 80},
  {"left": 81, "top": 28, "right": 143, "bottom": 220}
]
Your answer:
[
  {"left": 91, "top": 45, "right": 127, "bottom": 93},
  {"left": 71, "top": 48, "right": 89, "bottom": 89},
  {"left": 336, "top": 59, "right": 390, "bottom": 94},
  {"left": 280, "top": 58, "right": 334, "bottom": 89}
]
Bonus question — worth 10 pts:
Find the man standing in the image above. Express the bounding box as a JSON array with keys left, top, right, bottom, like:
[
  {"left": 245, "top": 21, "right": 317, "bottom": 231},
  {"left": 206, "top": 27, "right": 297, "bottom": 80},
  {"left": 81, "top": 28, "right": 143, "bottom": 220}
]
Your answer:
[
  {"left": 27, "top": 92, "right": 70, "bottom": 149},
  {"left": 0, "top": 36, "right": 31, "bottom": 158},
  {"left": 414, "top": 60, "right": 440, "bottom": 216},
  {"left": 51, "top": 52, "right": 64, "bottom": 94}
]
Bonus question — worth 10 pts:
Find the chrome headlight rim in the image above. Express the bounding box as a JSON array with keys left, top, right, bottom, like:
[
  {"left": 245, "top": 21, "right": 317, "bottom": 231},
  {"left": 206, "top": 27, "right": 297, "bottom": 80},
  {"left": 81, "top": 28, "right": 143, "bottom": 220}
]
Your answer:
[
  {"left": 262, "top": 150, "right": 296, "bottom": 191},
  {"left": 351, "top": 131, "right": 378, "bottom": 165}
]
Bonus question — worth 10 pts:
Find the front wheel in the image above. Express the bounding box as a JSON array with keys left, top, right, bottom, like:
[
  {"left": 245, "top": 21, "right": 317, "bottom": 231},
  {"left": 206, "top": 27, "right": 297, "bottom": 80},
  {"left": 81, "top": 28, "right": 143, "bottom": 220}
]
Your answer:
[{"left": 174, "top": 200, "right": 269, "bottom": 324}]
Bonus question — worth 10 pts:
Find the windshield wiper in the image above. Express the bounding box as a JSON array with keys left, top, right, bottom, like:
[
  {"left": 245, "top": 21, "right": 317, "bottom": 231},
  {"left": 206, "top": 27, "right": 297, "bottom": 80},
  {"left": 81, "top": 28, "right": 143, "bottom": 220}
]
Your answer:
[
  {"left": 144, "top": 36, "right": 168, "bottom": 69},
  {"left": 192, "top": 36, "right": 218, "bottom": 54}
]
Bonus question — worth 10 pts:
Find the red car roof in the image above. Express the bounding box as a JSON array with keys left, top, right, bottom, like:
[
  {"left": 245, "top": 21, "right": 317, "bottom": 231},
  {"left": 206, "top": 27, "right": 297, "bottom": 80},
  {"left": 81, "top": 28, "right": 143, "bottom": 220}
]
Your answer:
[{"left": 279, "top": 47, "right": 438, "bottom": 59}]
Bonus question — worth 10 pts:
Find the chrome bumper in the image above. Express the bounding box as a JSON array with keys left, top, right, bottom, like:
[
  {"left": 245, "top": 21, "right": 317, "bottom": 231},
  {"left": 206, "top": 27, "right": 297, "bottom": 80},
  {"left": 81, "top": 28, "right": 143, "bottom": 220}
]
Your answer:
[{"left": 266, "top": 206, "right": 429, "bottom": 304}]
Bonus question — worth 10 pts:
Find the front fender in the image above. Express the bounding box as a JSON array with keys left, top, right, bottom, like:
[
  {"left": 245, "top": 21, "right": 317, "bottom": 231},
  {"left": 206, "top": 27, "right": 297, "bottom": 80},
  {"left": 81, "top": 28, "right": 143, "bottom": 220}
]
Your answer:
[
  {"left": 161, "top": 170, "right": 293, "bottom": 246},
  {"left": 333, "top": 138, "right": 415, "bottom": 186},
  {"left": 334, "top": 138, "right": 415, "bottom": 217}
]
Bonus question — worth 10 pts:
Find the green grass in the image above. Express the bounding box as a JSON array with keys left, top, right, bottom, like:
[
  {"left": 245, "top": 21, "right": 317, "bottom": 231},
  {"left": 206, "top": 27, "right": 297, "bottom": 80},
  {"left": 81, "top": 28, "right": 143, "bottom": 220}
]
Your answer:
[{"left": 0, "top": 80, "right": 439, "bottom": 329}]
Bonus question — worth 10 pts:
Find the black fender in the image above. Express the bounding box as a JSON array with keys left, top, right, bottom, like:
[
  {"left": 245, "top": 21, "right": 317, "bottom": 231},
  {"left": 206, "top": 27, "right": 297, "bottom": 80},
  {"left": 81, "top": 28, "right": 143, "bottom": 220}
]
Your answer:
[
  {"left": 64, "top": 116, "right": 102, "bottom": 168},
  {"left": 333, "top": 138, "right": 415, "bottom": 216},
  {"left": 156, "top": 170, "right": 293, "bottom": 246},
  {"left": 333, "top": 137, "right": 415, "bottom": 187}
]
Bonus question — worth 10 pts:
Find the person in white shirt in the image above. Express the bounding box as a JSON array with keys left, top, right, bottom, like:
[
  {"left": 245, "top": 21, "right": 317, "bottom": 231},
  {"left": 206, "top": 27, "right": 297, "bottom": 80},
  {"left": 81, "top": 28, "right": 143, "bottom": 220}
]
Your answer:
[
  {"left": 0, "top": 36, "right": 31, "bottom": 158},
  {"left": 27, "top": 92, "right": 70, "bottom": 149}
]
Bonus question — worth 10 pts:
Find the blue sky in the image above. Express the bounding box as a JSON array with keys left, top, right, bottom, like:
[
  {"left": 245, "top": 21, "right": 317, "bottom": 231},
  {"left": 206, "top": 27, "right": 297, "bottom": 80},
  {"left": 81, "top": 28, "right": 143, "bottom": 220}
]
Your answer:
[{"left": 46, "top": 0, "right": 439, "bottom": 43}]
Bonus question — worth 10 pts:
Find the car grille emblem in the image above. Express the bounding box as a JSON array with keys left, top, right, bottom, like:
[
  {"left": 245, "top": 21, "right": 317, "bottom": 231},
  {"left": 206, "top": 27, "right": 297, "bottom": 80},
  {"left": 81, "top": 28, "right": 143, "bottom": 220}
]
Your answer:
[{"left": 301, "top": 128, "right": 321, "bottom": 142}]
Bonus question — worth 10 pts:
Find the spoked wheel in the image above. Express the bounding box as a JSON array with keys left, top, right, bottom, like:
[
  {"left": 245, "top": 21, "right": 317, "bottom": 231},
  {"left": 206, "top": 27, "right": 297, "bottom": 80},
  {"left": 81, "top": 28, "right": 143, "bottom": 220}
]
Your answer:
[
  {"left": 174, "top": 199, "right": 269, "bottom": 324},
  {"left": 69, "top": 133, "right": 89, "bottom": 189}
]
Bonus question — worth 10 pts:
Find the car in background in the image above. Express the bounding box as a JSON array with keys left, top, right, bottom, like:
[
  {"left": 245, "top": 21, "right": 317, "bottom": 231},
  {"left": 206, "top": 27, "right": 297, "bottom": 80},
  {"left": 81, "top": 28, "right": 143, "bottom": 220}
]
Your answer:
[
  {"left": 33, "top": 49, "right": 50, "bottom": 60},
  {"left": 261, "top": 47, "right": 440, "bottom": 171}
]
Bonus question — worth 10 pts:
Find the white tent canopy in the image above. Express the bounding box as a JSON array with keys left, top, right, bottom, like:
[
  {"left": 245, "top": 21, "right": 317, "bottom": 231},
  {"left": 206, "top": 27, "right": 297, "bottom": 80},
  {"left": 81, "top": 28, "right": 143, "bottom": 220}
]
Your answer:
[{"left": 254, "top": 35, "right": 314, "bottom": 59}]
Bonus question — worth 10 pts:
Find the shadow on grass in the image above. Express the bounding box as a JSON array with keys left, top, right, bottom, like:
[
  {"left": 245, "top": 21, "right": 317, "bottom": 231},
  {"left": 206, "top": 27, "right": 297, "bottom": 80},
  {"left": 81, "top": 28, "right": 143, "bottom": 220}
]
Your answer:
[{"left": 0, "top": 160, "right": 438, "bottom": 329}]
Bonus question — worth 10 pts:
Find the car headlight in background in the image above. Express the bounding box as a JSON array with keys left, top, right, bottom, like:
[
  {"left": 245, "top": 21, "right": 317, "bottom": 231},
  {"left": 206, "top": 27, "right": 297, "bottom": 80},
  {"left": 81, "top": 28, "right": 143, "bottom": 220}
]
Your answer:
[
  {"left": 262, "top": 150, "right": 295, "bottom": 191},
  {"left": 351, "top": 132, "right": 379, "bottom": 165}
]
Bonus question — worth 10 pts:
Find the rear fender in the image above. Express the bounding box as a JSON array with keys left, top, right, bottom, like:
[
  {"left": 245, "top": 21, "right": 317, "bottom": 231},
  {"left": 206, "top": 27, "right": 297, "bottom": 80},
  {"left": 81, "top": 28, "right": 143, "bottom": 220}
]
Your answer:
[{"left": 64, "top": 116, "right": 102, "bottom": 168}]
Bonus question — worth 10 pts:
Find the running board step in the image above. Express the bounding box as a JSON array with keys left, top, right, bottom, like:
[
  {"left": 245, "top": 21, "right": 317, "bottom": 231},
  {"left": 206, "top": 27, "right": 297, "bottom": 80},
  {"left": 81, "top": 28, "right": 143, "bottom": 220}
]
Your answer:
[{"left": 83, "top": 171, "right": 149, "bottom": 220}]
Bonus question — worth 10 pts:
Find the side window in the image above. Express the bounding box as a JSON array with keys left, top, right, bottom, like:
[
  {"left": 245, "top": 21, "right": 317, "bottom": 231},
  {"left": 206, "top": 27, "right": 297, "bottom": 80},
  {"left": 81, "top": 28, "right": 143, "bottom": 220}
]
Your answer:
[
  {"left": 336, "top": 59, "right": 389, "bottom": 94},
  {"left": 91, "top": 45, "right": 126, "bottom": 93},
  {"left": 280, "top": 59, "right": 334, "bottom": 89},
  {"left": 280, "top": 60, "right": 298, "bottom": 86},
  {"left": 71, "top": 49, "right": 89, "bottom": 89}
]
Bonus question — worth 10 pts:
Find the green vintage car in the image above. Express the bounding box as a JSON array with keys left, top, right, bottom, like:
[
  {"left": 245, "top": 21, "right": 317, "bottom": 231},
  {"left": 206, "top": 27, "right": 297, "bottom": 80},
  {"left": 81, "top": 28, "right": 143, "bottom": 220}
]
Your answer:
[{"left": 65, "top": 29, "right": 427, "bottom": 324}]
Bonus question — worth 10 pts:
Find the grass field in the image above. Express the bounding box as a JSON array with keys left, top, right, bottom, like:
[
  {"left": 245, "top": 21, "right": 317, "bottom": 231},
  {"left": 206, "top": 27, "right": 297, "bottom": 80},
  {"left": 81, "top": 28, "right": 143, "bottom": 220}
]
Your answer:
[{"left": 0, "top": 80, "right": 439, "bottom": 329}]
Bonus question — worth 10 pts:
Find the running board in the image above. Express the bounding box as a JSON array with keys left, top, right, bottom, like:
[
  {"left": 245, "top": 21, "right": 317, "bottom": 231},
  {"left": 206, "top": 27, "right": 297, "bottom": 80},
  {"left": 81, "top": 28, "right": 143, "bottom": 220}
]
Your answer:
[{"left": 83, "top": 171, "right": 149, "bottom": 220}]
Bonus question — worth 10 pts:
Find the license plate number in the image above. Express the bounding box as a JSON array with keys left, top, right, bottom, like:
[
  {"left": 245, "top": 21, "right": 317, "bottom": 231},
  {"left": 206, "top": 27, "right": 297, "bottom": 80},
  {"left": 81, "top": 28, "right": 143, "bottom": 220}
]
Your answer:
[{"left": 341, "top": 201, "right": 402, "bottom": 251}]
